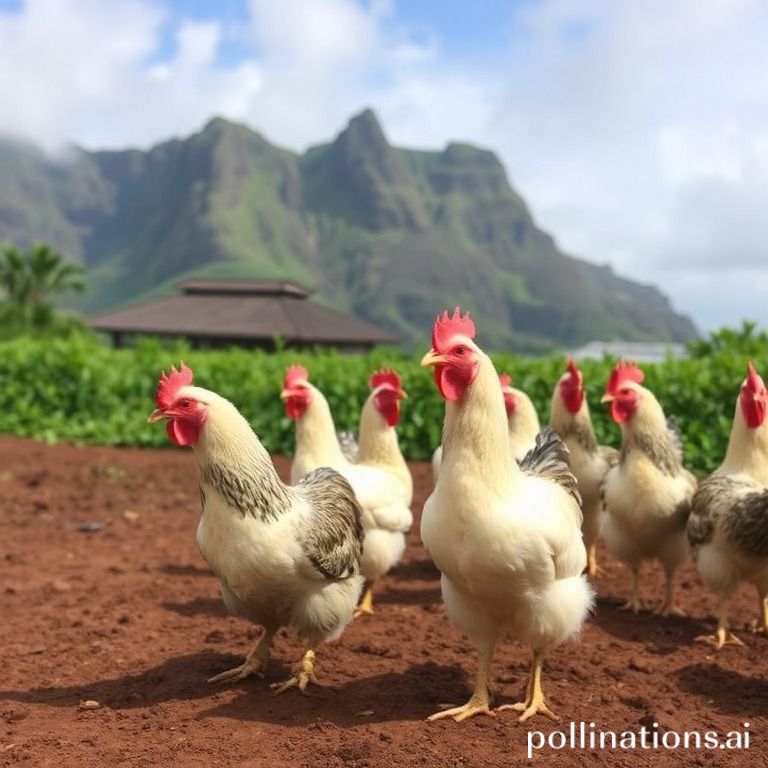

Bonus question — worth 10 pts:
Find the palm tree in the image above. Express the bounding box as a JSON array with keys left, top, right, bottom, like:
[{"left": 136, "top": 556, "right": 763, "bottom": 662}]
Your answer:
[{"left": 0, "top": 243, "right": 86, "bottom": 327}]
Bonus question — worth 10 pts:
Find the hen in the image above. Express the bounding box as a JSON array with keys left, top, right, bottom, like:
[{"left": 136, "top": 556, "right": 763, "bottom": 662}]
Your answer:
[
  {"left": 148, "top": 363, "right": 364, "bottom": 692},
  {"left": 687, "top": 362, "right": 768, "bottom": 648},
  {"left": 282, "top": 365, "right": 412, "bottom": 615},
  {"left": 600, "top": 362, "right": 696, "bottom": 615},
  {"left": 549, "top": 358, "right": 619, "bottom": 576},
  {"left": 421, "top": 309, "right": 592, "bottom": 723},
  {"left": 431, "top": 371, "right": 540, "bottom": 481}
]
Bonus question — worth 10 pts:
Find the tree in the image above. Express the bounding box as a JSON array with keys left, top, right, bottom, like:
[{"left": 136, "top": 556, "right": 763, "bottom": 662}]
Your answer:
[{"left": 0, "top": 243, "right": 86, "bottom": 329}]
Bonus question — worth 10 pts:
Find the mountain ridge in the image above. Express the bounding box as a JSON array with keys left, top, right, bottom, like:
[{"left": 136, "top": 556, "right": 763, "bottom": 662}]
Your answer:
[{"left": 0, "top": 109, "right": 697, "bottom": 351}]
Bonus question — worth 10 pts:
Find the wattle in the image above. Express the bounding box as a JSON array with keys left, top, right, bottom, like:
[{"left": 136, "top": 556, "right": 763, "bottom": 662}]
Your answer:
[
  {"left": 436, "top": 366, "right": 469, "bottom": 402},
  {"left": 167, "top": 418, "right": 199, "bottom": 446}
]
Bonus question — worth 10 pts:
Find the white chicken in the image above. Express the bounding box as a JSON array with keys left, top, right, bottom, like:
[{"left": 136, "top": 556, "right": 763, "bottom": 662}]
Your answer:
[
  {"left": 282, "top": 365, "right": 412, "bottom": 615},
  {"left": 421, "top": 309, "right": 592, "bottom": 723},
  {"left": 687, "top": 361, "right": 768, "bottom": 648},
  {"left": 431, "top": 371, "right": 540, "bottom": 481},
  {"left": 549, "top": 358, "right": 619, "bottom": 576},
  {"left": 600, "top": 362, "right": 697, "bottom": 615},
  {"left": 147, "top": 363, "right": 364, "bottom": 692}
]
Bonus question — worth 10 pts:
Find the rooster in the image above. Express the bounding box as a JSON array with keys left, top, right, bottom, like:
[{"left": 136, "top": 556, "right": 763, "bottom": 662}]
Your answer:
[
  {"left": 687, "top": 362, "right": 768, "bottom": 648},
  {"left": 431, "top": 371, "right": 540, "bottom": 481},
  {"left": 282, "top": 365, "right": 412, "bottom": 615},
  {"left": 600, "top": 362, "right": 696, "bottom": 615},
  {"left": 549, "top": 358, "right": 619, "bottom": 576},
  {"left": 421, "top": 309, "right": 592, "bottom": 723},
  {"left": 147, "top": 363, "right": 364, "bottom": 692}
]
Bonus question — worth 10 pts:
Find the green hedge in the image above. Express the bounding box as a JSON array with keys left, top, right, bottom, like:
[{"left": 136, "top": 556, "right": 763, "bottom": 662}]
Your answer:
[{"left": 0, "top": 331, "right": 764, "bottom": 476}]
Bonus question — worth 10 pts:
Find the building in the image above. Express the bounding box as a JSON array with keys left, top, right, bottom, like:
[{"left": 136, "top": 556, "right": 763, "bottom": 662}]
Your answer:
[
  {"left": 565, "top": 340, "right": 688, "bottom": 363},
  {"left": 89, "top": 280, "right": 398, "bottom": 352}
]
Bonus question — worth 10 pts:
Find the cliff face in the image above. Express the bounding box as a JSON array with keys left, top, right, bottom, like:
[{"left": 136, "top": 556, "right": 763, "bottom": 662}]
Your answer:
[{"left": 0, "top": 109, "right": 697, "bottom": 350}]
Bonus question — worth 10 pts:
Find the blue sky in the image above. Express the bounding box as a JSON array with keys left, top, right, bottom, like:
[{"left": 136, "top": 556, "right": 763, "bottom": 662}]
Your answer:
[{"left": 1, "top": 0, "right": 766, "bottom": 334}]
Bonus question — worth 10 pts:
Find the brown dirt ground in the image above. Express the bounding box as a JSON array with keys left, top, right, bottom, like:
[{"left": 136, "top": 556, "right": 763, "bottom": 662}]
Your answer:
[{"left": 0, "top": 436, "right": 766, "bottom": 768}]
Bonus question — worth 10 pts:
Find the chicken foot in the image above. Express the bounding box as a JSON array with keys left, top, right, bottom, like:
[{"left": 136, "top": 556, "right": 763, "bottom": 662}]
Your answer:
[
  {"left": 208, "top": 628, "right": 274, "bottom": 684},
  {"left": 498, "top": 648, "right": 559, "bottom": 723},
  {"left": 428, "top": 646, "right": 495, "bottom": 722},
  {"left": 695, "top": 595, "right": 743, "bottom": 649},
  {"left": 271, "top": 648, "right": 317, "bottom": 694},
  {"left": 354, "top": 583, "right": 375, "bottom": 617}
]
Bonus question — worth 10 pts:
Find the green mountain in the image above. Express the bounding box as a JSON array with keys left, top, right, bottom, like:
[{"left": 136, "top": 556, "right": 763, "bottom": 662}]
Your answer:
[{"left": 0, "top": 109, "right": 697, "bottom": 351}]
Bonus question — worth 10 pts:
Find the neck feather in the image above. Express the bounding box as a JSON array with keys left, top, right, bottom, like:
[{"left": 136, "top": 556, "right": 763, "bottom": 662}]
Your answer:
[
  {"left": 720, "top": 405, "right": 768, "bottom": 483},
  {"left": 294, "top": 387, "right": 346, "bottom": 467}
]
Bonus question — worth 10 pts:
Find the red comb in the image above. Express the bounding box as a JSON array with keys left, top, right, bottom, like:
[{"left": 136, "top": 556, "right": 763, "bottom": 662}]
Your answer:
[
  {"left": 606, "top": 361, "right": 644, "bottom": 395},
  {"left": 156, "top": 363, "right": 194, "bottom": 409},
  {"left": 370, "top": 368, "right": 401, "bottom": 391},
  {"left": 498, "top": 372, "right": 512, "bottom": 389},
  {"left": 284, "top": 364, "right": 309, "bottom": 389},
  {"left": 566, "top": 357, "right": 581, "bottom": 381},
  {"left": 431, "top": 308, "right": 476, "bottom": 352},
  {"left": 745, "top": 361, "right": 764, "bottom": 392}
]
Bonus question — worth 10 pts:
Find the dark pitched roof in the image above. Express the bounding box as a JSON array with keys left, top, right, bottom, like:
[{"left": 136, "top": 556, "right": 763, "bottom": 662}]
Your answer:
[{"left": 88, "top": 281, "right": 398, "bottom": 346}]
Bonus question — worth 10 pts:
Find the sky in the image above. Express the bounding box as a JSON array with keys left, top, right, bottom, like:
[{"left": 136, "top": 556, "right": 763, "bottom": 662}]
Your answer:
[{"left": 1, "top": 0, "right": 767, "bottom": 333}]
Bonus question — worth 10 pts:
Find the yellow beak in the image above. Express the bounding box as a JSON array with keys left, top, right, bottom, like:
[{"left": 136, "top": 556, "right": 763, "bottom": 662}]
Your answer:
[
  {"left": 279, "top": 389, "right": 291, "bottom": 400},
  {"left": 600, "top": 393, "right": 615, "bottom": 404},
  {"left": 147, "top": 408, "right": 168, "bottom": 424},
  {"left": 420, "top": 350, "right": 446, "bottom": 367}
]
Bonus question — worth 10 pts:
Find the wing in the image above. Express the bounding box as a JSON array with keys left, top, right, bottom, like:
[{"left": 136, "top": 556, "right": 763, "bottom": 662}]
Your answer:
[
  {"left": 337, "top": 430, "right": 359, "bottom": 463},
  {"left": 666, "top": 416, "right": 685, "bottom": 462},
  {"left": 295, "top": 468, "right": 364, "bottom": 580},
  {"left": 598, "top": 444, "right": 620, "bottom": 470},
  {"left": 519, "top": 427, "right": 582, "bottom": 511},
  {"left": 343, "top": 462, "right": 412, "bottom": 531},
  {"left": 689, "top": 474, "right": 768, "bottom": 556}
]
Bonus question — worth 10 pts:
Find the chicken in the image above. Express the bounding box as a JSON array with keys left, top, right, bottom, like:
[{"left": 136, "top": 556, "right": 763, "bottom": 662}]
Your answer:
[
  {"left": 687, "top": 362, "right": 768, "bottom": 648},
  {"left": 147, "top": 363, "right": 364, "bottom": 692},
  {"left": 282, "top": 365, "right": 412, "bottom": 615},
  {"left": 431, "top": 371, "right": 540, "bottom": 481},
  {"left": 549, "top": 358, "right": 619, "bottom": 576},
  {"left": 421, "top": 309, "right": 592, "bottom": 723},
  {"left": 600, "top": 362, "right": 696, "bottom": 615}
]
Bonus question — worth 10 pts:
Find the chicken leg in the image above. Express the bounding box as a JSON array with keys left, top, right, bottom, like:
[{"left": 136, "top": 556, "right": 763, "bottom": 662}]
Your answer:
[
  {"left": 428, "top": 645, "right": 495, "bottom": 722},
  {"left": 208, "top": 628, "right": 274, "bottom": 683},
  {"left": 498, "top": 648, "right": 559, "bottom": 722},
  {"left": 354, "top": 583, "right": 375, "bottom": 617},
  {"left": 586, "top": 544, "right": 603, "bottom": 577},
  {"left": 620, "top": 566, "right": 644, "bottom": 613},
  {"left": 655, "top": 566, "right": 686, "bottom": 617},
  {"left": 753, "top": 588, "right": 768, "bottom": 634},
  {"left": 695, "top": 595, "right": 743, "bottom": 649},
  {"left": 271, "top": 648, "right": 317, "bottom": 694}
]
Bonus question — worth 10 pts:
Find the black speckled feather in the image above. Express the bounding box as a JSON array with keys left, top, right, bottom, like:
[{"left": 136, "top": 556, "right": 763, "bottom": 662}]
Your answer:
[
  {"left": 519, "top": 427, "right": 582, "bottom": 509},
  {"left": 688, "top": 475, "right": 768, "bottom": 557},
  {"left": 295, "top": 468, "right": 365, "bottom": 580}
]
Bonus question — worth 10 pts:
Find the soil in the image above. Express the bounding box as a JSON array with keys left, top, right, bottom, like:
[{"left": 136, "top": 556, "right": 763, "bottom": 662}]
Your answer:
[{"left": 0, "top": 436, "right": 766, "bottom": 768}]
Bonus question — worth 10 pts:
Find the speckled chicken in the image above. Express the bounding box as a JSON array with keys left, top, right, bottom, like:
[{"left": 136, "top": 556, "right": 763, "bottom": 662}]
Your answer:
[
  {"left": 421, "top": 309, "right": 592, "bottom": 723},
  {"left": 431, "top": 371, "right": 540, "bottom": 481},
  {"left": 549, "top": 358, "right": 619, "bottom": 576},
  {"left": 147, "top": 363, "right": 364, "bottom": 692},
  {"left": 600, "top": 362, "right": 696, "bottom": 615},
  {"left": 687, "top": 362, "right": 768, "bottom": 648}
]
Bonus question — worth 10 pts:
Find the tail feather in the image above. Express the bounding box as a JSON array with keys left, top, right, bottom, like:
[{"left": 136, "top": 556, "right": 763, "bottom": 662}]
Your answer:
[{"left": 519, "top": 427, "right": 582, "bottom": 508}]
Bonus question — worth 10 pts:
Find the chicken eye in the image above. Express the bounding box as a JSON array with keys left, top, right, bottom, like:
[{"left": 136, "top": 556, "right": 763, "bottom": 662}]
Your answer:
[
  {"left": 454, "top": 346, "right": 466, "bottom": 356},
  {"left": 179, "top": 399, "right": 191, "bottom": 408}
]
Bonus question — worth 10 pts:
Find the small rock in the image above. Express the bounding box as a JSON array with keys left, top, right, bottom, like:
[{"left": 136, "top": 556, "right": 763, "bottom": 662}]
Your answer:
[
  {"left": 355, "top": 709, "right": 375, "bottom": 717},
  {"left": 79, "top": 700, "right": 101, "bottom": 710},
  {"left": 122, "top": 510, "right": 139, "bottom": 522},
  {"left": 76, "top": 521, "right": 105, "bottom": 533}
]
